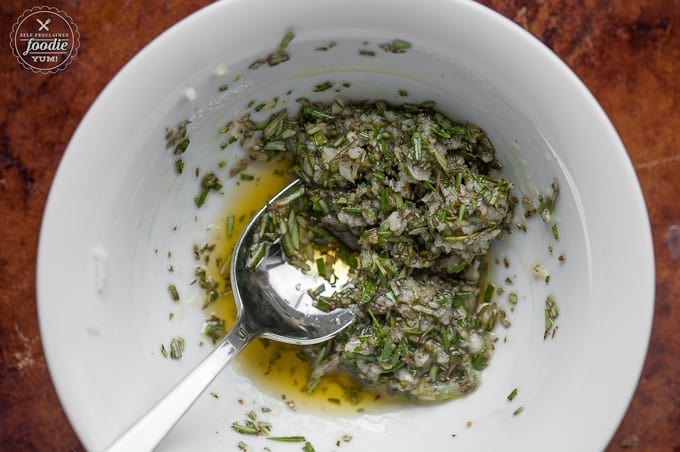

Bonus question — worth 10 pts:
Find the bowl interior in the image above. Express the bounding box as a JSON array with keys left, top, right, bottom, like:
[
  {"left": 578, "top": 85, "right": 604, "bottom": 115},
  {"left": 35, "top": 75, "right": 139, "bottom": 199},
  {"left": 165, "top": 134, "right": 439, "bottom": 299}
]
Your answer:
[{"left": 37, "top": 1, "right": 653, "bottom": 451}]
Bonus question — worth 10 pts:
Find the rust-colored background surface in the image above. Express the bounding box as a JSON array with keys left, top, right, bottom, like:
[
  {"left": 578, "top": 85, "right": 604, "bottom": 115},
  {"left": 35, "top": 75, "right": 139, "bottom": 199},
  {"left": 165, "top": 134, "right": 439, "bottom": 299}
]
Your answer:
[{"left": 1, "top": 1, "right": 678, "bottom": 450}]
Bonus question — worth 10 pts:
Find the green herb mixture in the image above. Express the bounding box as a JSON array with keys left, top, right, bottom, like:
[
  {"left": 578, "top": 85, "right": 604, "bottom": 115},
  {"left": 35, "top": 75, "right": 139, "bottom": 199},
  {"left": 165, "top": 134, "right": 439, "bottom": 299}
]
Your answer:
[{"left": 228, "top": 98, "right": 516, "bottom": 400}]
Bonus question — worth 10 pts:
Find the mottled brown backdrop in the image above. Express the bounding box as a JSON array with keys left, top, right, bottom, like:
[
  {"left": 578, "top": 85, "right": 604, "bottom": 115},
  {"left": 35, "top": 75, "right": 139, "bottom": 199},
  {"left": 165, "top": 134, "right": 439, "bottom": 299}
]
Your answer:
[{"left": 0, "top": 1, "right": 678, "bottom": 450}]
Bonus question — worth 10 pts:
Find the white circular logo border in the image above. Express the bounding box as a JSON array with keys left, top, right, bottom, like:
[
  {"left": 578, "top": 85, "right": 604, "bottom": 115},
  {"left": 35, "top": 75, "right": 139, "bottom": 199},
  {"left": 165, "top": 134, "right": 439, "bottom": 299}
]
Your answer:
[{"left": 10, "top": 6, "right": 80, "bottom": 74}]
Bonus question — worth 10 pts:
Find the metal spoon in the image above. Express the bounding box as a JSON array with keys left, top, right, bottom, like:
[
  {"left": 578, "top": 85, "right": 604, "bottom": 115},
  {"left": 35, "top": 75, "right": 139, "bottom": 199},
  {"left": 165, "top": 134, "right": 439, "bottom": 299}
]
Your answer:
[{"left": 106, "top": 179, "right": 355, "bottom": 451}]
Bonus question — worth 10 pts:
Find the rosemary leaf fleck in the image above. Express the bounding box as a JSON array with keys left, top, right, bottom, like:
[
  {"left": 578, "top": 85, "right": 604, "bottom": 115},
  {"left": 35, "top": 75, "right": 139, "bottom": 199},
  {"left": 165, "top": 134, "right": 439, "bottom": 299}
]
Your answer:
[
  {"left": 313, "top": 81, "right": 334, "bottom": 92},
  {"left": 358, "top": 49, "right": 376, "bottom": 57},
  {"left": 266, "top": 436, "right": 306, "bottom": 443},
  {"left": 168, "top": 284, "right": 180, "bottom": 302},
  {"left": 169, "top": 337, "right": 185, "bottom": 360},
  {"left": 231, "top": 422, "right": 259, "bottom": 435},
  {"left": 278, "top": 31, "right": 295, "bottom": 51}
]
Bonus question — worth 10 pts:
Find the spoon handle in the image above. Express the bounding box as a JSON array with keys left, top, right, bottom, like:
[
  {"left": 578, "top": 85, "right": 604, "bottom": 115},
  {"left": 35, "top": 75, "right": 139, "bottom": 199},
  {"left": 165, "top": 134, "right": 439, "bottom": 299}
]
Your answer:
[{"left": 105, "top": 321, "right": 255, "bottom": 452}]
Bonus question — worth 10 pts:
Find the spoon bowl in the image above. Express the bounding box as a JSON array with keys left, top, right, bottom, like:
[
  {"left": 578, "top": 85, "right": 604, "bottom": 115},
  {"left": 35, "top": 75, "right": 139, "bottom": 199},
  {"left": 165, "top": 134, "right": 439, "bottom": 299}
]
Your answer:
[
  {"left": 231, "top": 179, "right": 356, "bottom": 345},
  {"left": 105, "top": 180, "right": 355, "bottom": 452}
]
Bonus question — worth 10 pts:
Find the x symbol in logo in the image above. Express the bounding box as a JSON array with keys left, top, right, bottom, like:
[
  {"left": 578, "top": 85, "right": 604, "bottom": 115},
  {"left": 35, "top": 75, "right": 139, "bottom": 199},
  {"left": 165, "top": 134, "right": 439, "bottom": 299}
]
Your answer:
[{"left": 36, "top": 18, "right": 51, "bottom": 31}]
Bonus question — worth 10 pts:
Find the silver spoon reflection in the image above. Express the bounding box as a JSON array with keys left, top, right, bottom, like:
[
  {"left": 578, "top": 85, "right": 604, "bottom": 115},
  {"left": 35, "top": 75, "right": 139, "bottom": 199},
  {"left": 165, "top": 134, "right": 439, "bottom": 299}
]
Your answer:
[{"left": 106, "top": 179, "right": 355, "bottom": 452}]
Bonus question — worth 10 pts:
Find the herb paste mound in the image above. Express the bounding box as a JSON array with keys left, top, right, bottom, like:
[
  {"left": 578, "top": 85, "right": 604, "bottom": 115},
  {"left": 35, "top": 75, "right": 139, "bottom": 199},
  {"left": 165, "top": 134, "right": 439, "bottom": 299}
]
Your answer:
[{"left": 239, "top": 99, "right": 516, "bottom": 401}]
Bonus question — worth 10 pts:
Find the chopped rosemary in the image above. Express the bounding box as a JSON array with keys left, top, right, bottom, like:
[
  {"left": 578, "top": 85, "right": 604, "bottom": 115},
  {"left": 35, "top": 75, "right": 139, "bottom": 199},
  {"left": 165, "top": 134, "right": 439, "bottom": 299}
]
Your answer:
[
  {"left": 379, "top": 38, "right": 413, "bottom": 53},
  {"left": 226, "top": 99, "right": 518, "bottom": 400},
  {"left": 195, "top": 172, "right": 222, "bottom": 208},
  {"left": 202, "top": 314, "right": 225, "bottom": 343},
  {"left": 231, "top": 409, "right": 274, "bottom": 438},
  {"left": 167, "top": 284, "right": 179, "bottom": 302},
  {"left": 169, "top": 337, "right": 185, "bottom": 360},
  {"left": 313, "top": 81, "right": 334, "bottom": 92},
  {"left": 165, "top": 120, "right": 189, "bottom": 149},
  {"left": 249, "top": 30, "right": 295, "bottom": 69},
  {"left": 544, "top": 294, "right": 559, "bottom": 339},
  {"left": 266, "top": 436, "right": 306, "bottom": 443},
  {"left": 278, "top": 30, "right": 295, "bottom": 51},
  {"left": 358, "top": 49, "right": 376, "bottom": 57},
  {"left": 165, "top": 121, "right": 191, "bottom": 175},
  {"left": 174, "top": 158, "right": 184, "bottom": 174},
  {"left": 187, "top": 86, "right": 569, "bottom": 407},
  {"left": 174, "top": 138, "right": 189, "bottom": 155},
  {"left": 231, "top": 423, "right": 259, "bottom": 435},
  {"left": 524, "top": 179, "right": 559, "bottom": 222}
]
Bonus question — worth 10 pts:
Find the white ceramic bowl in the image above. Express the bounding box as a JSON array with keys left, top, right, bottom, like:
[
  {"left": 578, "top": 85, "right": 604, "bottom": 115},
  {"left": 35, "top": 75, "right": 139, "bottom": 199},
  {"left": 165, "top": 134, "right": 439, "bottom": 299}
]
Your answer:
[{"left": 37, "top": 0, "right": 654, "bottom": 450}]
